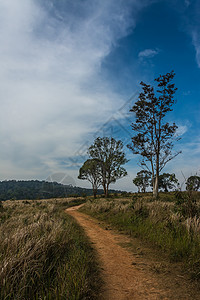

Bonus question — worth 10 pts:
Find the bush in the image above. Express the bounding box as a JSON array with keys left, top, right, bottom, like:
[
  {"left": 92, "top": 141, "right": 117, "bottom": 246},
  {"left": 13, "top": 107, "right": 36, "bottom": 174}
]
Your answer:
[{"left": 174, "top": 191, "right": 199, "bottom": 218}]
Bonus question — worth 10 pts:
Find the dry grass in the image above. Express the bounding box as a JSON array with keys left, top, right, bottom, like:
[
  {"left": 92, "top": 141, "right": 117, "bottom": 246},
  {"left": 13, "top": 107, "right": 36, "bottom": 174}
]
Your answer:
[
  {"left": 82, "top": 194, "right": 200, "bottom": 280},
  {"left": 84, "top": 195, "right": 200, "bottom": 236},
  {"left": 0, "top": 198, "right": 100, "bottom": 300},
  {"left": 84, "top": 198, "right": 131, "bottom": 214}
]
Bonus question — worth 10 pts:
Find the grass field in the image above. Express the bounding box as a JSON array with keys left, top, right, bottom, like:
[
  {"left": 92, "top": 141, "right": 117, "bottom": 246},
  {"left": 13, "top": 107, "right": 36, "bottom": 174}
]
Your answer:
[
  {"left": 81, "top": 192, "right": 200, "bottom": 281},
  {"left": 1, "top": 192, "right": 200, "bottom": 299},
  {"left": 0, "top": 198, "right": 101, "bottom": 300}
]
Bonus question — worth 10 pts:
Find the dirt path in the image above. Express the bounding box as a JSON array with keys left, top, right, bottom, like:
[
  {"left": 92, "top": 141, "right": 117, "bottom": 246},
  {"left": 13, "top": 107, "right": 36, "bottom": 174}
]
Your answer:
[{"left": 66, "top": 205, "right": 199, "bottom": 300}]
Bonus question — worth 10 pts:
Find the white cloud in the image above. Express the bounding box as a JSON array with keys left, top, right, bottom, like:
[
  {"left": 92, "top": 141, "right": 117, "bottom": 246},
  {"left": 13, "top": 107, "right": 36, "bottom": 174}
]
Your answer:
[
  {"left": 0, "top": 0, "right": 154, "bottom": 182},
  {"left": 180, "top": 0, "right": 200, "bottom": 68},
  {"left": 175, "top": 124, "right": 189, "bottom": 137},
  {"left": 185, "top": 0, "right": 191, "bottom": 7},
  {"left": 138, "top": 48, "right": 160, "bottom": 59},
  {"left": 192, "top": 30, "right": 200, "bottom": 68}
]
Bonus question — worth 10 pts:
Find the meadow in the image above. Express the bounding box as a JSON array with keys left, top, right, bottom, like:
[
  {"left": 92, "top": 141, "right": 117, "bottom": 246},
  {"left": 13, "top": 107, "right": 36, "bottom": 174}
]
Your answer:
[
  {"left": 0, "top": 198, "right": 101, "bottom": 300},
  {"left": 1, "top": 191, "right": 200, "bottom": 299},
  {"left": 81, "top": 191, "right": 200, "bottom": 281}
]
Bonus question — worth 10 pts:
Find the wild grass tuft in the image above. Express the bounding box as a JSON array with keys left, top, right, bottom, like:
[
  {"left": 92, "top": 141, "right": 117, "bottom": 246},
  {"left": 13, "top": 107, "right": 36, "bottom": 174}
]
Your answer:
[
  {"left": 81, "top": 193, "right": 200, "bottom": 280},
  {"left": 0, "top": 198, "right": 100, "bottom": 300}
]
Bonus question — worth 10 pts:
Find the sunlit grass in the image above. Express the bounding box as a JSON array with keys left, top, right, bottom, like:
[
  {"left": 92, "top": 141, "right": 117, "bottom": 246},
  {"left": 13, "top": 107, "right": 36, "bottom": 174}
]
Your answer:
[
  {"left": 81, "top": 193, "right": 200, "bottom": 280},
  {"left": 0, "top": 198, "right": 100, "bottom": 300}
]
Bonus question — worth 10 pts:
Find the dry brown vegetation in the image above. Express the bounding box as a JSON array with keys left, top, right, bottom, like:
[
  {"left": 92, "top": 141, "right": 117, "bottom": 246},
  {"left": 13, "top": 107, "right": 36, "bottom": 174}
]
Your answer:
[
  {"left": 82, "top": 192, "right": 200, "bottom": 280},
  {"left": 0, "top": 198, "right": 100, "bottom": 300}
]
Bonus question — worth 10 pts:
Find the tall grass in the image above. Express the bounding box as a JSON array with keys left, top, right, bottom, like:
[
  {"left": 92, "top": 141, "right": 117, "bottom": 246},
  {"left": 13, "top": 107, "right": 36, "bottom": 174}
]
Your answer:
[
  {"left": 0, "top": 198, "right": 100, "bottom": 300},
  {"left": 81, "top": 194, "right": 200, "bottom": 280}
]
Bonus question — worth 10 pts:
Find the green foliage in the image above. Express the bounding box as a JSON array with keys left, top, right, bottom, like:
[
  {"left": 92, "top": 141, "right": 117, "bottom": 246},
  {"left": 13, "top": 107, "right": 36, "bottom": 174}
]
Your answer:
[
  {"left": 81, "top": 192, "right": 87, "bottom": 198},
  {"left": 158, "top": 173, "right": 178, "bottom": 192},
  {"left": 0, "top": 180, "right": 110, "bottom": 201},
  {"left": 88, "top": 137, "right": 128, "bottom": 197},
  {"left": 157, "top": 192, "right": 177, "bottom": 202},
  {"left": 133, "top": 170, "right": 151, "bottom": 192},
  {"left": 0, "top": 199, "right": 101, "bottom": 299},
  {"left": 132, "top": 202, "right": 149, "bottom": 219},
  {"left": 120, "top": 191, "right": 131, "bottom": 198},
  {"left": 186, "top": 175, "right": 200, "bottom": 191},
  {"left": 128, "top": 71, "right": 181, "bottom": 197},
  {"left": 174, "top": 191, "right": 199, "bottom": 218},
  {"left": 78, "top": 159, "right": 102, "bottom": 198}
]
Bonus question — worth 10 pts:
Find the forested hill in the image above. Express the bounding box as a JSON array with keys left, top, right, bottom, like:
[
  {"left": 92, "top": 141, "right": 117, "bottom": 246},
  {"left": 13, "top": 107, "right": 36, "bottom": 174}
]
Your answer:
[{"left": 0, "top": 180, "right": 114, "bottom": 201}]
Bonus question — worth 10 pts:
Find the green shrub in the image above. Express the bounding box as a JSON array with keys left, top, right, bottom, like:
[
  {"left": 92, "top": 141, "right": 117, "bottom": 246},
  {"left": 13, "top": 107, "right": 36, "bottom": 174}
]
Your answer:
[{"left": 174, "top": 191, "right": 199, "bottom": 218}]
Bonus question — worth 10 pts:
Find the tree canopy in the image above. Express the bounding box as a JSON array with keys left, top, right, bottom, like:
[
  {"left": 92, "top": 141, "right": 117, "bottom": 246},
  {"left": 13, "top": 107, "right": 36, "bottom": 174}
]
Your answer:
[
  {"left": 158, "top": 173, "right": 178, "bottom": 192},
  {"left": 88, "top": 137, "right": 128, "bottom": 197},
  {"left": 78, "top": 159, "right": 102, "bottom": 198},
  {"left": 133, "top": 170, "right": 151, "bottom": 193},
  {"left": 128, "top": 71, "right": 181, "bottom": 197},
  {"left": 0, "top": 180, "right": 110, "bottom": 200},
  {"left": 186, "top": 175, "right": 200, "bottom": 191}
]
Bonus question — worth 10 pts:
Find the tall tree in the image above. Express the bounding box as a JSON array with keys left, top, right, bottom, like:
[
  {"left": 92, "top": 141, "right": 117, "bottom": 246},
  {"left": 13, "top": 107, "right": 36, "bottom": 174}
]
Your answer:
[
  {"left": 78, "top": 159, "right": 101, "bottom": 198},
  {"left": 128, "top": 71, "right": 181, "bottom": 198},
  {"left": 186, "top": 175, "right": 200, "bottom": 191},
  {"left": 133, "top": 170, "right": 151, "bottom": 193},
  {"left": 88, "top": 137, "right": 128, "bottom": 197},
  {"left": 158, "top": 173, "right": 178, "bottom": 192}
]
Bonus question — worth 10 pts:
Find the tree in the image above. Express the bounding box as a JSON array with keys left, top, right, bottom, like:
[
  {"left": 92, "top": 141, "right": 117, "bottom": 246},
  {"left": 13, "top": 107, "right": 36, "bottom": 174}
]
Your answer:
[
  {"left": 186, "top": 175, "right": 200, "bottom": 191},
  {"left": 78, "top": 159, "right": 102, "bottom": 198},
  {"left": 128, "top": 71, "right": 181, "bottom": 198},
  {"left": 158, "top": 173, "right": 178, "bottom": 192},
  {"left": 88, "top": 137, "right": 128, "bottom": 197},
  {"left": 133, "top": 170, "right": 151, "bottom": 193}
]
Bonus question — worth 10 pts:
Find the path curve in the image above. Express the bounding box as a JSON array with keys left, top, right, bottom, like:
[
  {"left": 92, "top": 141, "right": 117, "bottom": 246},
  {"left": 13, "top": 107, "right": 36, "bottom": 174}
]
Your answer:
[{"left": 66, "top": 205, "right": 169, "bottom": 300}]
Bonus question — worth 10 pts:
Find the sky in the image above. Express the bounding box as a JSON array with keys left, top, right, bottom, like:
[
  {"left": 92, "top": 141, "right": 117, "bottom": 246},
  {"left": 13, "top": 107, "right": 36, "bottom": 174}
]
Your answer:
[{"left": 0, "top": 0, "right": 199, "bottom": 191}]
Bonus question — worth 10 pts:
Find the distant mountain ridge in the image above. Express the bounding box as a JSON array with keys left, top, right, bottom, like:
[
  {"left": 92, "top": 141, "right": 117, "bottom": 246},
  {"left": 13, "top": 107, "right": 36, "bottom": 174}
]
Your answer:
[{"left": 0, "top": 180, "right": 121, "bottom": 201}]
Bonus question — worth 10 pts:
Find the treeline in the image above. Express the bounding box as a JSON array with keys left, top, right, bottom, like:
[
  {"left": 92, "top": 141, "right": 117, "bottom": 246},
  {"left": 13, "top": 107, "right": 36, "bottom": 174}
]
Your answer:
[{"left": 0, "top": 180, "right": 115, "bottom": 201}]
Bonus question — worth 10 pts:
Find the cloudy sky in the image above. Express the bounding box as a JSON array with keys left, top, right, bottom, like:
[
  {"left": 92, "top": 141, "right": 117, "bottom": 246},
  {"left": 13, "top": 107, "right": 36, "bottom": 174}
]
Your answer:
[{"left": 0, "top": 0, "right": 199, "bottom": 191}]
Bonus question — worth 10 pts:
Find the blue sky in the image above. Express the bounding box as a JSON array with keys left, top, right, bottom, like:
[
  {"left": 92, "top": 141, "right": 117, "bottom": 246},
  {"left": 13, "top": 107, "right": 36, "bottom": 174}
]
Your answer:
[{"left": 0, "top": 0, "right": 199, "bottom": 191}]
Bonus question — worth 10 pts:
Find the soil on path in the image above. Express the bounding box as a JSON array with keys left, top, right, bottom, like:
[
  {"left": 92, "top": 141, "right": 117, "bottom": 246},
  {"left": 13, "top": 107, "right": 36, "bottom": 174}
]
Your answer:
[{"left": 66, "top": 205, "right": 199, "bottom": 300}]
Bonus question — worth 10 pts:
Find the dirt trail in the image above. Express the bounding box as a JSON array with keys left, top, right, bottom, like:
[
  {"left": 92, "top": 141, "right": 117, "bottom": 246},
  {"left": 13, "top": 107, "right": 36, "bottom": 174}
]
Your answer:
[{"left": 66, "top": 205, "right": 199, "bottom": 300}]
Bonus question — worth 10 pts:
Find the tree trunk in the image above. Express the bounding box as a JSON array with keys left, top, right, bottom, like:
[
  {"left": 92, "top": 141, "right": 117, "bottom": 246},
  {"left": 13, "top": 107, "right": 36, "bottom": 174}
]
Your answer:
[
  {"left": 93, "top": 187, "right": 97, "bottom": 199},
  {"left": 102, "top": 182, "right": 106, "bottom": 197},
  {"left": 153, "top": 158, "right": 159, "bottom": 198},
  {"left": 153, "top": 176, "right": 159, "bottom": 198},
  {"left": 105, "top": 184, "right": 109, "bottom": 198},
  {"left": 92, "top": 182, "right": 98, "bottom": 198},
  {"left": 152, "top": 175, "right": 155, "bottom": 195}
]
